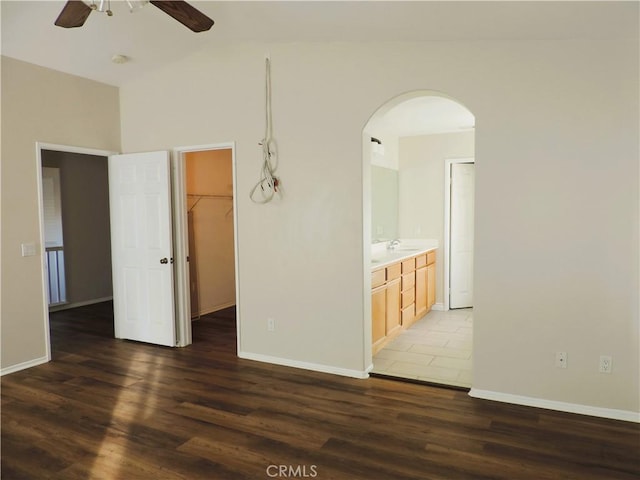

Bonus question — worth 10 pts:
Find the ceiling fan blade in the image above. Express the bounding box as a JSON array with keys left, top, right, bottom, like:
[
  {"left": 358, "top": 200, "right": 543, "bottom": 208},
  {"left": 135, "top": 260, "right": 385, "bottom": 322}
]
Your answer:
[
  {"left": 54, "top": 1, "right": 92, "bottom": 28},
  {"left": 150, "top": 1, "right": 214, "bottom": 32}
]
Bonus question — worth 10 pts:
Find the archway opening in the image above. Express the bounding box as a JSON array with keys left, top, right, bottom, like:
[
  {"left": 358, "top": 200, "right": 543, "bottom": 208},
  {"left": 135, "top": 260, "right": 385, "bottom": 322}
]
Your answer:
[{"left": 362, "top": 91, "right": 476, "bottom": 389}]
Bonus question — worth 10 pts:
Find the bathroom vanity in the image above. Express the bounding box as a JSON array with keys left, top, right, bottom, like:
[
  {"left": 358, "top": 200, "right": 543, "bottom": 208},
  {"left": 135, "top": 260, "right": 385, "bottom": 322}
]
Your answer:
[{"left": 371, "top": 243, "right": 436, "bottom": 355}]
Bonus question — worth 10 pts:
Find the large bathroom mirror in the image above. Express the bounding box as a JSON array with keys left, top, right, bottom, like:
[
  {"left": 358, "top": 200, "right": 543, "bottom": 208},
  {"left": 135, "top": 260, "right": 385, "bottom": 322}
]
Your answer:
[{"left": 371, "top": 165, "right": 398, "bottom": 242}]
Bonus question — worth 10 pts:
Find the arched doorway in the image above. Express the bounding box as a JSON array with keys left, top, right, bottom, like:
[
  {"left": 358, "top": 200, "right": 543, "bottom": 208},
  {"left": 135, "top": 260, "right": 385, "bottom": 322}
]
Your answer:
[{"left": 363, "top": 91, "right": 476, "bottom": 388}]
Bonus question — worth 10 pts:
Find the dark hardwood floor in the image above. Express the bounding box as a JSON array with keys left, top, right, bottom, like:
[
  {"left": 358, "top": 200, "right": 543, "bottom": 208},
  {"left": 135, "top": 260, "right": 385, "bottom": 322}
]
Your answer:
[{"left": 2, "top": 302, "right": 639, "bottom": 479}]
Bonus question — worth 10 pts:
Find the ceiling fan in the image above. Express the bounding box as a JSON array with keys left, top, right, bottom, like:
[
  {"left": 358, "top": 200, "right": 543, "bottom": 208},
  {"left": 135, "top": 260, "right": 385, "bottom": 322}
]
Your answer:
[{"left": 55, "top": 0, "right": 214, "bottom": 32}]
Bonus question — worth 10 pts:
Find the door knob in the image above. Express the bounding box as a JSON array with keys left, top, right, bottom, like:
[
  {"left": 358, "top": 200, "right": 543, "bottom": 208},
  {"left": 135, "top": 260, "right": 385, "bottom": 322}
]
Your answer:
[{"left": 160, "top": 258, "right": 168, "bottom": 264}]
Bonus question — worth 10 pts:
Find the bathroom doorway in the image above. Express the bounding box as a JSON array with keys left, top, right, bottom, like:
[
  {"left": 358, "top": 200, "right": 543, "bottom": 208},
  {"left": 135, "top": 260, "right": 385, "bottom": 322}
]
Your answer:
[{"left": 363, "top": 91, "right": 475, "bottom": 388}]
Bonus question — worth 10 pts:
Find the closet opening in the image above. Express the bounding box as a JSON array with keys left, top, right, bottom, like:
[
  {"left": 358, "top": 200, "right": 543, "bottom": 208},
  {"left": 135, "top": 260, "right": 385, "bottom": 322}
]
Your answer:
[
  {"left": 173, "top": 144, "right": 240, "bottom": 351},
  {"left": 186, "top": 149, "right": 235, "bottom": 319}
]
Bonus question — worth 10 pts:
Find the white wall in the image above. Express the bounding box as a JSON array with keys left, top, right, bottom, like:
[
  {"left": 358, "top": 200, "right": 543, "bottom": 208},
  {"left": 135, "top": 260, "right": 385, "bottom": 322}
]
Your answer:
[
  {"left": 2, "top": 33, "right": 637, "bottom": 418},
  {"left": 117, "top": 39, "right": 639, "bottom": 414},
  {"left": 1, "top": 56, "right": 120, "bottom": 371},
  {"left": 398, "top": 131, "right": 475, "bottom": 306}
]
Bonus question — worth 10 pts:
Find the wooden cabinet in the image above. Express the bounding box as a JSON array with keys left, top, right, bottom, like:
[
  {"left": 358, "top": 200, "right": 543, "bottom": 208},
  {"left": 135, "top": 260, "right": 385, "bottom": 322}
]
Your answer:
[
  {"left": 387, "top": 263, "right": 401, "bottom": 281},
  {"left": 371, "top": 284, "right": 387, "bottom": 347},
  {"left": 400, "top": 258, "right": 416, "bottom": 328},
  {"left": 371, "top": 248, "right": 437, "bottom": 353},
  {"left": 415, "top": 265, "right": 427, "bottom": 319},
  {"left": 386, "top": 278, "right": 401, "bottom": 336},
  {"left": 372, "top": 268, "right": 386, "bottom": 289},
  {"left": 402, "top": 258, "right": 416, "bottom": 273},
  {"left": 371, "top": 269, "right": 402, "bottom": 354},
  {"left": 415, "top": 251, "right": 436, "bottom": 320},
  {"left": 427, "top": 262, "right": 436, "bottom": 310}
]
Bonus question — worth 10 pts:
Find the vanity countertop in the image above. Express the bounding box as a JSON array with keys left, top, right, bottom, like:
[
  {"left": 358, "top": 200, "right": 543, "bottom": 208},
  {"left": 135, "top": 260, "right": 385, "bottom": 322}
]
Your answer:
[{"left": 371, "top": 240, "right": 438, "bottom": 270}]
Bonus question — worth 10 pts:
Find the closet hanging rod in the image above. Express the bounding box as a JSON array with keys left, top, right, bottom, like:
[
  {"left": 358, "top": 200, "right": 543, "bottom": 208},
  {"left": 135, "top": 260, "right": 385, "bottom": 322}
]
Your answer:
[
  {"left": 187, "top": 193, "right": 233, "bottom": 213},
  {"left": 187, "top": 193, "right": 233, "bottom": 199}
]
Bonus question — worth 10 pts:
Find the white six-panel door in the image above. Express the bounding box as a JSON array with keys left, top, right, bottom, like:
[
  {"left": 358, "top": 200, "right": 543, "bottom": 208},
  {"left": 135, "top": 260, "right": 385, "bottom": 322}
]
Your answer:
[
  {"left": 109, "top": 151, "right": 176, "bottom": 346},
  {"left": 450, "top": 162, "right": 475, "bottom": 309}
]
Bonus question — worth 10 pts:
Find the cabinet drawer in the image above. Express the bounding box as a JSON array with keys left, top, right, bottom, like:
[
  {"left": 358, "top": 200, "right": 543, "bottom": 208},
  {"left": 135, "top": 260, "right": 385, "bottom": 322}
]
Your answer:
[
  {"left": 427, "top": 250, "right": 436, "bottom": 265},
  {"left": 402, "top": 272, "right": 415, "bottom": 291},
  {"left": 386, "top": 263, "right": 402, "bottom": 281},
  {"left": 402, "top": 304, "right": 415, "bottom": 325},
  {"left": 402, "top": 289, "right": 415, "bottom": 308},
  {"left": 371, "top": 268, "right": 386, "bottom": 288},
  {"left": 416, "top": 254, "right": 427, "bottom": 268},
  {"left": 402, "top": 258, "right": 416, "bottom": 273}
]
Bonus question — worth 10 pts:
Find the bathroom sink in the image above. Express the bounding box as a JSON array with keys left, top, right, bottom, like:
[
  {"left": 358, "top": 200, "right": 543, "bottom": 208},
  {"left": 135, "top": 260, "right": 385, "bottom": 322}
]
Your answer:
[{"left": 371, "top": 243, "right": 437, "bottom": 269}]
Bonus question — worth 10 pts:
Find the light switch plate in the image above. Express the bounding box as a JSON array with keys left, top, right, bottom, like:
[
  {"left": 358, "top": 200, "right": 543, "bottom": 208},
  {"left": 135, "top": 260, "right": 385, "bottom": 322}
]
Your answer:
[{"left": 21, "top": 242, "right": 37, "bottom": 257}]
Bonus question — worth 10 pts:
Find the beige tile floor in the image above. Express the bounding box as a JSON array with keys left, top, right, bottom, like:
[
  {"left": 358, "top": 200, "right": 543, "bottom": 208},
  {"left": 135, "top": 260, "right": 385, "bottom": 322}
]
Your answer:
[{"left": 372, "top": 308, "right": 473, "bottom": 388}]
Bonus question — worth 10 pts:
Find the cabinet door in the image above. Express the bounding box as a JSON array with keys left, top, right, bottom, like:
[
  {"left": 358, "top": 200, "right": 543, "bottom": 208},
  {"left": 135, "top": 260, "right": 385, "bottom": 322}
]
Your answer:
[
  {"left": 427, "top": 262, "right": 436, "bottom": 309},
  {"left": 415, "top": 266, "right": 428, "bottom": 319},
  {"left": 372, "top": 285, "right": 387, "bottom": 345},
  {"left": 386, "top": 278, "right": 401, "bottom": 335}
]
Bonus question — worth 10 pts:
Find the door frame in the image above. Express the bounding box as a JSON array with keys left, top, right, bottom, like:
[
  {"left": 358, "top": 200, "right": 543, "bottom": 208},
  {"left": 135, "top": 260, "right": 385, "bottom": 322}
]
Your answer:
[
  {"left": 35, "top": 142, "right": 118, "bottom": 361},
  {"left": 443, "top": 157, "right": 475, "bottom": 311},
  {"left": 172, "top": 142, "right": 240, "bottom": 350}
]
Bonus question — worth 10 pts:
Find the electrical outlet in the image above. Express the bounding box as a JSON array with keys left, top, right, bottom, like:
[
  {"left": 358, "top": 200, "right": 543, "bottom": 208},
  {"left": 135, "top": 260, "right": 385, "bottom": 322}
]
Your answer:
[
  {"left": 555, "top": 351, "right": 568, "bottom": 369},
  {"left": 267, "top": 318, "right": 275, "bottom": 332},
  {"left": 599, "top": 355, "right": 612, "bottom": 374}
]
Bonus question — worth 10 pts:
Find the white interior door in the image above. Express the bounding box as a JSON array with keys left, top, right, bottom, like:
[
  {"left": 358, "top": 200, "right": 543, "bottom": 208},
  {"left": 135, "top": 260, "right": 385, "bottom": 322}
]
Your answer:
[
  {"left": 109, "top": 151, "right": 176, "bottom": 346},
  {"left": 450, "top": 162, "right": 475, "bottom": 309}
]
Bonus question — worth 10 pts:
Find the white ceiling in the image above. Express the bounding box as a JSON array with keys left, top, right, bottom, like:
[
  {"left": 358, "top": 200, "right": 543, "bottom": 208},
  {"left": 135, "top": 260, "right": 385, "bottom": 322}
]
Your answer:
[{"left": 1, "top": 1, "right": 638, "bottom": 87}]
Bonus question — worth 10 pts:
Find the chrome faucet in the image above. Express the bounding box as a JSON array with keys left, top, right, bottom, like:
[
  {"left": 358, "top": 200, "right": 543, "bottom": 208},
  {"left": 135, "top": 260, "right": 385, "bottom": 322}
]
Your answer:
[{"left": 388, "top": 239, "right": 400, "bottom": 250}]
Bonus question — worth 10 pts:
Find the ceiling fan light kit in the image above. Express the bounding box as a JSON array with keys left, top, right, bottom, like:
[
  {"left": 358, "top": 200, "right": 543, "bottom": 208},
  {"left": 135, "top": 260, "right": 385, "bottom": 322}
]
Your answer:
[
  {"left": 90, "top": 0, "right": 113, "bottom": 16},
  {"left": 125, "top": 0, "right": 149, "bottom": 12},
  {"left": 54, "top": 0, "right": 214, "bottom": 32}
]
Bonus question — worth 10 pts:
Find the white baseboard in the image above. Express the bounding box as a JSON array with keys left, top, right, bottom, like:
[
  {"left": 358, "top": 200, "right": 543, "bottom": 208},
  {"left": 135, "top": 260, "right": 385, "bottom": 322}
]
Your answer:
[
  {"left": 469, "top": 388, "right": 640, "bottom": 423},
  {"left": 238, "top": 351, "right": 369, "bottom": 379},
  {"left": 49, "top": 296, "right": 113, "bottom": 312},
  {"left": 1, "top": 355, "right": 49, "bottom": 376},
  {"left": 431, "top": 303, "right": 445, "bottom": 311}
]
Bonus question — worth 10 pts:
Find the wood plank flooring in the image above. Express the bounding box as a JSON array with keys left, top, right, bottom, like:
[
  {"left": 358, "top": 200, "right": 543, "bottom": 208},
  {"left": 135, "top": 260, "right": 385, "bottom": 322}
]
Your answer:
[{"left": 2, "top": 302, "right": 639, "bottom": 479}]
